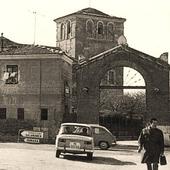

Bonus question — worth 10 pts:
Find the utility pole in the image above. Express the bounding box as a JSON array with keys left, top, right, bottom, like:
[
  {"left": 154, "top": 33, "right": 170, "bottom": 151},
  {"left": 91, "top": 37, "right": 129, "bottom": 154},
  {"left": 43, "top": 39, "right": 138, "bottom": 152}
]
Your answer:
[{"left": 33, "top": 11, "right": 37, "bottom": 45}]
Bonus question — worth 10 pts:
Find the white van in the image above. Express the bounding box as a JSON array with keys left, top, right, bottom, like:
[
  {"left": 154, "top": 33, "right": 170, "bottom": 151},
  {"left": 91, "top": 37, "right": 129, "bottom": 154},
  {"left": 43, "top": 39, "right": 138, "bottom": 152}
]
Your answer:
[
  {"left": 158, "top": 126, "right": 170, "bottom": 146},
  {"left": 89, "top": 124, "right": 116, "bottom": 150}
]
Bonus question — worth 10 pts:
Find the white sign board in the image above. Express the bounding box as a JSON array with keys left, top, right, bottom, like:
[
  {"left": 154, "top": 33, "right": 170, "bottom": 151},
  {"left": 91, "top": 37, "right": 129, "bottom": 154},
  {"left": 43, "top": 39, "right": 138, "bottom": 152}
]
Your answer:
[
  {"left": 21, "top": 131, "right": 43, "bottom": 138},
  {"left": 24, "top": 138, "right": 40, "bottom": 144}
]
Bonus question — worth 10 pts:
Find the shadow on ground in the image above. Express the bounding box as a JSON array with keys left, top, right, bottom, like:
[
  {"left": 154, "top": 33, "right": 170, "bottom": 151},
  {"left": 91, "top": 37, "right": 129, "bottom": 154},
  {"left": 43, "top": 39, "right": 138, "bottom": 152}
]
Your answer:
[{"left": 62, "top": 154, "right": 136, "bottom": 165}]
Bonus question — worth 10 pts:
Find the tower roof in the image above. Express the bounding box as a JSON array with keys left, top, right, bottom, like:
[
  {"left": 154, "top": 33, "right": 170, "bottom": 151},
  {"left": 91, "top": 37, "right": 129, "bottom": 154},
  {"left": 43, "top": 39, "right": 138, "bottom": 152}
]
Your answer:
[
  {"left": 54, "top": 7, "right": 126, "bottom": 21},
  {"left": 76, "top": 7, "right": 110, "bottom": 17}
]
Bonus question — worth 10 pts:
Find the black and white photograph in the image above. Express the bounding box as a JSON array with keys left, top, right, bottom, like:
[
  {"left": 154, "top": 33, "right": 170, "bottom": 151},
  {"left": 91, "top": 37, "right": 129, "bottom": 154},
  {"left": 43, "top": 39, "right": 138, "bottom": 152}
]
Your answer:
[{"left": 0, "top": 0, "right": 170, "bottom": 169}]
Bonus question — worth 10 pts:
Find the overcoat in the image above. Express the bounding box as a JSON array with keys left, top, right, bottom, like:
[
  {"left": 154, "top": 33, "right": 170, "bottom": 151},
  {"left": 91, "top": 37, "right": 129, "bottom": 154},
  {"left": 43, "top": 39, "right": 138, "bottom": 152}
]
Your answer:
[{"left": 138, "top": 127, "right": 164, "bottom": 163}]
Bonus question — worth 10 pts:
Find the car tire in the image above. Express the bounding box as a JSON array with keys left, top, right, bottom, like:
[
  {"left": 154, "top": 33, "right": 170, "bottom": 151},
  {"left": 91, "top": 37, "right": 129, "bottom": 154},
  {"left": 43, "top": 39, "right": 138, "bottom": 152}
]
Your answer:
[
  {"left": 99, "top": 141, "right": 109, "bottom": 150},
  {"left": 56, "top": 150, "right": 61, "bottom": 158},
  {"left": 87, "top": 153, "right": 93, "bottom": 160}
]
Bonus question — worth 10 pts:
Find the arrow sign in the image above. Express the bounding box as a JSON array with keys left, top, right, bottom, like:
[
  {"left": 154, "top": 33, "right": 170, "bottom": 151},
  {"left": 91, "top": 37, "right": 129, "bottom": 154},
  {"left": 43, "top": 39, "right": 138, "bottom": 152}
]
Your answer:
[
  {"left": 21, "top": 131, "right": 43, "bottom": 138},
  {"left": 24, "top": 138, "right": 40, "bottom": 144}
]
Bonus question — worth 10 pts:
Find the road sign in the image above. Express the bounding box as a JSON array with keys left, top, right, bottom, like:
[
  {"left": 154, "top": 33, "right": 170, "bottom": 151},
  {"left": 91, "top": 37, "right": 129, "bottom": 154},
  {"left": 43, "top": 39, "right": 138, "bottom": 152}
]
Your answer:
[
  {"left": 24, "top": 138, "right": 40, "bottom": 144},
  {"left": 21, "top": 131, "right": 43, "bottom": 138}
]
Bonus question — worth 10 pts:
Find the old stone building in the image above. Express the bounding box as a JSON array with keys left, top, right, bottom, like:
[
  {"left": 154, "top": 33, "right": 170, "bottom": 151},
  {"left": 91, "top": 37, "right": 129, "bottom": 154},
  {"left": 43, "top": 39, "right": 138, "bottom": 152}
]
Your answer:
[
  {"left": 0, "top": 36, "right": 72, "bottom": 142},
  {"left": 0, "top": 7, "right": 169, "bottom": 142},
  {"left": 54, "top": 7, "right": 125, "bottom": 112},
  {"left": 55, "top": 7, "right": 170, "bottom": 138}
]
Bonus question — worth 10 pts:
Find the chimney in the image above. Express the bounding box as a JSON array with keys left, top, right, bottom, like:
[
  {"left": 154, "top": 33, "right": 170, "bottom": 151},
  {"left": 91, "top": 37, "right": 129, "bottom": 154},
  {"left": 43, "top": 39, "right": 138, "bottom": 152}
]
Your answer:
[{"left": 1, "top": 33, "right": 4, "bottom": 52}]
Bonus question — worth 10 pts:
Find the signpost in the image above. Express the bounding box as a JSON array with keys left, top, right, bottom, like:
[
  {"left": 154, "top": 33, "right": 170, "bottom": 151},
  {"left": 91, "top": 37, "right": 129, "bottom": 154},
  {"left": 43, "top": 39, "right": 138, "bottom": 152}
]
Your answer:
[
  {"left": 24, "top": 138, "right": 40, "bottom": 144},
  {"left": 21, "top": 131, "right": 43, "bottom": 138},
  {"left": 19, "top": 130, "right": 44, "bottom": 144}
]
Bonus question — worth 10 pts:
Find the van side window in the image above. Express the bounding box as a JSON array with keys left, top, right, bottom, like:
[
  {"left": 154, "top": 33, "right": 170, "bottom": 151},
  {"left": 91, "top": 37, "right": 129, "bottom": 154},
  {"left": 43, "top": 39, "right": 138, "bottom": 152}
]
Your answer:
[
  {"left": 94, "top": 128, "right": 100, "bottom": 134},
  {"left": 99, "top": 128, "right": 106, "bottom": 134}
]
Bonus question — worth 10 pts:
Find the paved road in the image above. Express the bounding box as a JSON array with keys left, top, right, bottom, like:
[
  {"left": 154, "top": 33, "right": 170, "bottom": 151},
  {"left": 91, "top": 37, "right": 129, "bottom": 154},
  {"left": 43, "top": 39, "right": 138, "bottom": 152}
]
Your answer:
[{"left": 0, "top": 142, "right": 169, "bottom": 170}]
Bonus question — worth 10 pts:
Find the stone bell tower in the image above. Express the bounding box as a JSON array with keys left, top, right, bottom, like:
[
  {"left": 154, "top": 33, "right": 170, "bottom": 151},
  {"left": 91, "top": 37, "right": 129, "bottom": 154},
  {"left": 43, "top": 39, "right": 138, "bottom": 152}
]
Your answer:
[
  {"left": 54, "top": 7, "right": 126, "bottom": 61},
  {"left": 54, "top": 8, "right": 126, "bottom": 118}
]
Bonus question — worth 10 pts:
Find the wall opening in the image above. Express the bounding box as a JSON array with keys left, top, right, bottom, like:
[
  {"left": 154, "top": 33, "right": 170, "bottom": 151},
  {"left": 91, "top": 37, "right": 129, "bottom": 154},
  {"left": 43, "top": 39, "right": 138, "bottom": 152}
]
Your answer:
[{"left": 99, "top": 66, "right": 146, "bottom": 139}]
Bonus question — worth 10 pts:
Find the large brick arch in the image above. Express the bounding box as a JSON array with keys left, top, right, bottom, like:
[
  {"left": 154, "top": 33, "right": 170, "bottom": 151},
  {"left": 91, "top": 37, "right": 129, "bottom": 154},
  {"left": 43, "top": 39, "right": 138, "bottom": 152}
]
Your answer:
[{"left": 76, "top": 46, "right": 170, "bottom": 125}]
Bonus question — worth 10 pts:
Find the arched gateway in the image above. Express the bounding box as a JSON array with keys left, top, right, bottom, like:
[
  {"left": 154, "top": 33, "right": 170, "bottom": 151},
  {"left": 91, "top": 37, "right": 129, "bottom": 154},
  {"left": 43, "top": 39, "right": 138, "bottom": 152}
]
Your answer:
[{"left": 76, "top": 45, "right": 170, "bottom": 125}]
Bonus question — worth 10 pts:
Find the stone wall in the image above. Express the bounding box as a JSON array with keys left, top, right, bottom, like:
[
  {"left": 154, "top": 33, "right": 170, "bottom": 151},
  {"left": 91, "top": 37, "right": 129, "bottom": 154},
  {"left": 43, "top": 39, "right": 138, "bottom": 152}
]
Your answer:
[{"left": 76, "top": 47, "right": 170, "bottom": 125}]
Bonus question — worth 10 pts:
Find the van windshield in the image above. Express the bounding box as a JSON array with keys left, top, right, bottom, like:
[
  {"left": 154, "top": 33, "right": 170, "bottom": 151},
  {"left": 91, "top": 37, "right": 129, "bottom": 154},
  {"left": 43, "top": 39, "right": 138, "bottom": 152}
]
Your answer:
[{"left": 59, "top": 125, "right": 92, "bottom": 137}]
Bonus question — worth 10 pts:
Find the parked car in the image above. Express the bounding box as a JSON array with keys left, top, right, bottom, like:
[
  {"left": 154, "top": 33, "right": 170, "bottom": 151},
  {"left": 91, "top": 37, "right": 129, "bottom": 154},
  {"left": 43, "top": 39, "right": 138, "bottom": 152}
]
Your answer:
[
  {"left": 89, "top": 124, "right": 116, "bottom": 150},
  {"left": 55, "top": 123, "right": 94, "bottom": 160}
]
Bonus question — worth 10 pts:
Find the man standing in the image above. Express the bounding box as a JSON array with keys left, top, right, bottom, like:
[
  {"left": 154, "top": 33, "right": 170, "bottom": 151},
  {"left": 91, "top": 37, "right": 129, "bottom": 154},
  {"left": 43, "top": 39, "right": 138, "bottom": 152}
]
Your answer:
[{"left": 138, "top": 118, "right": 164, "bottom": 170}]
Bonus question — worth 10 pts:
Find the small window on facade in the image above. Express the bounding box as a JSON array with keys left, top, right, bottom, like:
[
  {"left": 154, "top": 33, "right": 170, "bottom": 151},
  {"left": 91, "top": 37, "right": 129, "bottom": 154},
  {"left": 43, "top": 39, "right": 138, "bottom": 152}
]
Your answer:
[
  {"left": 17, "top": 108, "right": 24, "bottom": 120},
  {"left": 108, "top": 70, "right": 116, "bottom": 84},
  {"left": 86, "top": 20, "right": 93, "bottom": 37},
  {"left": 0, "top": 108, "right": 6, "bottom": 119},
  {"left": 60, "top": 23, "right": 65, "bottom": 40},
  {"left": 107, "top": 23, "right": 114, "bottom": 40},
  {"left": 41, "top": 108, "right": 48, "bottom": 120},
  {"left": 97, "top": 22, "right": 104, "bottom": 35},
  {"left": 66, "top": 21, "right": 71, "bottom": 39},
  {"left": 3, "top": 65, "right": 18, "bottom": 84}
]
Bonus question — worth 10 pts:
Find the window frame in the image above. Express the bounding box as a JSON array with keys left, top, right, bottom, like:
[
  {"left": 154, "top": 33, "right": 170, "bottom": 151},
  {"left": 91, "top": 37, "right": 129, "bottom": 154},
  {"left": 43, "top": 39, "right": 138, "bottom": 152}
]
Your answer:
[
  {"left": 17, "top": 108, "right": 24, "bottom": 120},
  {"left": 66, "top": 20, "right": 71, "bottom": 39},
  {"left": 5, "top": 65, "right": 18, "bottom": 84},
  {"left": 97, "top": 21, "right": 104, "bottom": 35},
  {"left": 0, "top": 108, "right": 6, "bottom": 119},
  {"left": 41, "top": 108, "right": 48, "bottom": 120},
  {"left": 107, "top": 22, "right": 114, "bottom": 40},
  {"left": 60, "top": 23, "right": 65, "bottom": 40},
  {"left": 86, "top": 19, "right": 94, "bottom": 37}
]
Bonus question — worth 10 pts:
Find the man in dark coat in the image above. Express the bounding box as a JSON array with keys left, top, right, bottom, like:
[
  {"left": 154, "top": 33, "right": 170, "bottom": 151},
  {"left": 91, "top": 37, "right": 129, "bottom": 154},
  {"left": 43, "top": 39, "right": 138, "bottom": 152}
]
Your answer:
[{"left": 138, "top": 118, "right": 164, "bottom": 170}]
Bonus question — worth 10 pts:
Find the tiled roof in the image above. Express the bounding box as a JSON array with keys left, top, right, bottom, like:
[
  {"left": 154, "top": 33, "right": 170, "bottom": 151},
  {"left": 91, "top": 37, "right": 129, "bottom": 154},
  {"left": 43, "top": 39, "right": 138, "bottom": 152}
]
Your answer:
[
  {"left": 54, "top": 7, "right": 126, "bottom": 21},
  {"left": 76, "top": 8, "right": 110, "bottom": 17},
  {"left": 0, "top": 44, "right": 62, "bottom": 55},
  {"left": 78, "top": 45, "right": 170, "bottom": 69},
  {"left": 0, "top": 35, "right": 62, "bottom": 55},
  {"left": 0, "top": 36, "right": 25, "bottom": 49}
]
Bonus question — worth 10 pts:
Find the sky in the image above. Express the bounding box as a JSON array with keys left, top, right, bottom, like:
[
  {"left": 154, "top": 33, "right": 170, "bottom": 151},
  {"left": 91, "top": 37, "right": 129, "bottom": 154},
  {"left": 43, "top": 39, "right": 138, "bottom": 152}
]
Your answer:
[
  {"left": 0, "top": 0, "right": 169, "bottom": 59},
  {"left": 0, "top": 0, "right": 169, "bottom": 93}
]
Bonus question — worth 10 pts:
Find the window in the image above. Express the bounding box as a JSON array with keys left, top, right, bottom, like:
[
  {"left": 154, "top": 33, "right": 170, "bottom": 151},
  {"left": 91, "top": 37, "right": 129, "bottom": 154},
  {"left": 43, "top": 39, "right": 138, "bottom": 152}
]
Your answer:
[
  {"left": 86, "top": 20, "right": 94, "bottom": 37},
  {"left": 3, "top": 65, "right": 18, "bottom": 84},
  {"left": 0, "top": 108, "right": 6, "bottom": 119},
  {"left": 97, "top": 22, "right": 104, "bottom": 35},
  {"left": 60, "top": 23, "right": 65, "bottom": 40},
  {"left": 17, "top": 108, "right": 24, "bottom": 120},
  {"left": 66, "top": 21, "right": 71, "bottom": 39},
  {"left": 107, "top": 23, "right": 114, "bottom": 40},
  {"left": 41, "top": 108, "right": 48, "bottom": 120},
  {"left": 108, "top": 70, "right": 116, "bottom": 84},
  {"left": 94, "top": 127, "right": 100, "bottom": 134}
]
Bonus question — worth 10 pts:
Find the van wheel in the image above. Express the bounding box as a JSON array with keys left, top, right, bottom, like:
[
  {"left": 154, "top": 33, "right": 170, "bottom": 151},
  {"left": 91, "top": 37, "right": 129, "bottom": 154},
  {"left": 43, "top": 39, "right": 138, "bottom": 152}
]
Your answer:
[
  {"left": 99, "top": 141, "right": 109, "bottom": 150},
  {"left": 87, "top": 153, "right": 93, "bottom": 160},
  {"left": 56, "top": 150, "right": 61, "bottom": 158}
]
